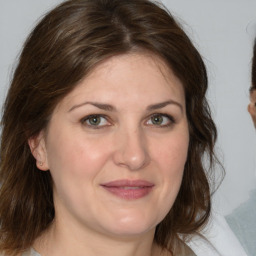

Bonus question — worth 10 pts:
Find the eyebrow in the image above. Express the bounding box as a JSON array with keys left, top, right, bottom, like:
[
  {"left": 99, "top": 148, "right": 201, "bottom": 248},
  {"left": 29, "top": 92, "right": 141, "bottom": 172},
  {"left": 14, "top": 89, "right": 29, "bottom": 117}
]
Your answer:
[
  {"left": 69, "top": 102, "right": 116, "bottom": 112},
  {"left": 68, "top": 99, "right": 183, "bottom": 112},
  {"left": 147, "top": 100, "right": 183, "bottom": 112}
]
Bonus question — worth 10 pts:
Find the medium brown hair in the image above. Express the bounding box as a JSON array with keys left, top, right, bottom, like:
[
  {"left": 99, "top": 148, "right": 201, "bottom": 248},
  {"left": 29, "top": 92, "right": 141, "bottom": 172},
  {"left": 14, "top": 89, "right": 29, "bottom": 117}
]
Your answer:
[
  {"left": 0, "top": 0, "right": 217, "bottom": 254},
  {"left": 250, "top": 39, "right": 256, "bottom": 91}
]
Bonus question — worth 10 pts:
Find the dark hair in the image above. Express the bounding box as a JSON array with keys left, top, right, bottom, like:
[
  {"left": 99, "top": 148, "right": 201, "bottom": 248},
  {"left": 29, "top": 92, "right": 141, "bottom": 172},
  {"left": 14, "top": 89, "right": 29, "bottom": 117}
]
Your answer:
[
  {"left": 250, "top": 39, "right": 256, "bottom": 91},
  {"left": 0, "top": 0, "right": 217, "bottom": 254}
]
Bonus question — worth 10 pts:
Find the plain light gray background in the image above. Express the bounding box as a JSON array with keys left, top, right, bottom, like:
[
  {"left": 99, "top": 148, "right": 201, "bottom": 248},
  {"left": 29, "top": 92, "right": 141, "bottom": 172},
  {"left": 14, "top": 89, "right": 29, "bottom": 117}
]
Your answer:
[{"left": 1, "top": 0, "right": 256, "bottom": 216}]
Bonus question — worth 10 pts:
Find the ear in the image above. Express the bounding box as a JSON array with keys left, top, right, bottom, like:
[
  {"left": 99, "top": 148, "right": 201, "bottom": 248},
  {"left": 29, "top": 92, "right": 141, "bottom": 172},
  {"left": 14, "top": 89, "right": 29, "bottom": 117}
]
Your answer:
[
  {"left": 248, "top": 102, "right": 256, "bottom": 117},
  {"left": 28, "top": 131, "right": 49, "bottom": 171},
  {"left": 248, "top": 103, "right": 256, "bottom": 128}
]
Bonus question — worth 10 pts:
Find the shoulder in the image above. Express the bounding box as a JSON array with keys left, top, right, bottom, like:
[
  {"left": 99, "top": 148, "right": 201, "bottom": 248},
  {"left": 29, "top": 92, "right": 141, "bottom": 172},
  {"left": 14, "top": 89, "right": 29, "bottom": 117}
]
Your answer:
[
  {"left": 186, "top": 234, "right": 221, "bottom": 256},
  {"left": 22, "top": 248, "right": 41, "bottom": 256},
  {"left": 226, "top": 189, "right": 256, "bottom": 226},
  {"left": 225, "top": 189, "right": 256, "bottom": 256},
  {"left": 0, "top": 248, "right": 41, "bottom": 256}
]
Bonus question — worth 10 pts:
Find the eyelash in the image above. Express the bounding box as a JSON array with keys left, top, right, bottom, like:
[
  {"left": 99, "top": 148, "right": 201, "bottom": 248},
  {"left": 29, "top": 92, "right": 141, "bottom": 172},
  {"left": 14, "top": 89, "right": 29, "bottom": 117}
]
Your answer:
[{"left": 80, "top": 113, "right": 176, "bottom": 129}]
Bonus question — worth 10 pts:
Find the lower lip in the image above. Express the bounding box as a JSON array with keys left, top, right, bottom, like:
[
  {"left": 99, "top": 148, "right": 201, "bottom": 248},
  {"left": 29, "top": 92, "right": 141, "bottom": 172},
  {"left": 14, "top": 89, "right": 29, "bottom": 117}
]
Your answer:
[{"left": 101, "top": 186, "right": 154, "bottom": 200}]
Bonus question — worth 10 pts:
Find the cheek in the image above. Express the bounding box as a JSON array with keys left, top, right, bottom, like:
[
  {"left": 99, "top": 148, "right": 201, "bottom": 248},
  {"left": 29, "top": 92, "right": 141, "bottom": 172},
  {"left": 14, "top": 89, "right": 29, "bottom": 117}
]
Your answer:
[
  {"left": 45, "top": 131, "right": 113, "bottom": 204},
  {"left": 45, "top": 129, "right": 111, "bottom": 175},
  {"left": 152, "top": 132, "right": 189, "bottom": 194},
  {"left": 147, "top": 133, "right": 189, "bottom": 222},
  {"left": 153, "top": 133, "right": 189, "bottom": 172}
]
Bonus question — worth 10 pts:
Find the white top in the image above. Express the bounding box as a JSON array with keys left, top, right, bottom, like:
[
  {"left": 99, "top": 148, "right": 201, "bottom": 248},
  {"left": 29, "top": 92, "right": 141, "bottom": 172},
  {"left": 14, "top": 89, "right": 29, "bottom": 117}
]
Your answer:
[
  {"left": 187, "top": 212, "right": 248, "bottom": 256},
  {"left": 21, "top": 248, "right": 40, "bottom": 256}
]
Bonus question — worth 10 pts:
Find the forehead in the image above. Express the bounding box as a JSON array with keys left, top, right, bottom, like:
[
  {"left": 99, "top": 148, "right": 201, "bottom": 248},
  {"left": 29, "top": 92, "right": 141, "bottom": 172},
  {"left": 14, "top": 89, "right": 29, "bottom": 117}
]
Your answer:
[{"left": 56, "top": 52, "right": 185, "bottom": 111}]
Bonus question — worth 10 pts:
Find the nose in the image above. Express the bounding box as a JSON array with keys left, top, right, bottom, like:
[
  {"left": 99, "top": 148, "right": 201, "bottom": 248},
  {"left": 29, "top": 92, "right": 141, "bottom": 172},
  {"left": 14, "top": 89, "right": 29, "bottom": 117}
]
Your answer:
[{"left": 113, "top": 128, "right": 150, "bottom": 171}]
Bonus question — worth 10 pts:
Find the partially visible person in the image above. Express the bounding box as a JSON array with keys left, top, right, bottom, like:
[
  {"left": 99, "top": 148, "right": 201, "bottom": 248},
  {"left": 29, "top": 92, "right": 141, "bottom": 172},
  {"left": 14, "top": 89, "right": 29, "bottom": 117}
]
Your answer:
[
  {"left": 225, "top": 39, "right": 256, "bottom": 256},
  {"left": 248, "top": 41, "right": 256, "bottom": 128},
  {"left": 248, "top": 89, "right": 256, "bottom": 128}
]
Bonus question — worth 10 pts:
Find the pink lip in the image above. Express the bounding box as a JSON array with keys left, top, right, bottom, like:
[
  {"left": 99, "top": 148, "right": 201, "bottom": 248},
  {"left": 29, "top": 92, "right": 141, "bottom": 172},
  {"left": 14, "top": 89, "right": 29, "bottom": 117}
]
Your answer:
[{"left": 100, "top": 179, "right": 154, "bottom": 200}]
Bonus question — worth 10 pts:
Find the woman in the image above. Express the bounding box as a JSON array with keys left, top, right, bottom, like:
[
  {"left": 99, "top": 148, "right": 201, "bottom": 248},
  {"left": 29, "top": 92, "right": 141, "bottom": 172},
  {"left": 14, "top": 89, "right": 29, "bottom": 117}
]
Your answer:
[{"left": 0, "top": 0, "right": 218, "bottom": 255}]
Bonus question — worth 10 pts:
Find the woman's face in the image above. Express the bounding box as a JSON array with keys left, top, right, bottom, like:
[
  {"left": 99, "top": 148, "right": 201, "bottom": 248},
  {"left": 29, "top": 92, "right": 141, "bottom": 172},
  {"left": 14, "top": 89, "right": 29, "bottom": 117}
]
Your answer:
[{"left": 35, "top": 53, "right": 189, "bottom": 238}]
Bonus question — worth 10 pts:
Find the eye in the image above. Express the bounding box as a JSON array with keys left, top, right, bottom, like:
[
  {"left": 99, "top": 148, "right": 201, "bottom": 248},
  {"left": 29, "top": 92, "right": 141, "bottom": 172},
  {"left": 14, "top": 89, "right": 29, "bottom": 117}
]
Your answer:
[
  {"left": 81, "top": 115, "right": 110, "bottom": 128},
  {"left": 146, "top": 114, "right": 174, "bottom": 127}
]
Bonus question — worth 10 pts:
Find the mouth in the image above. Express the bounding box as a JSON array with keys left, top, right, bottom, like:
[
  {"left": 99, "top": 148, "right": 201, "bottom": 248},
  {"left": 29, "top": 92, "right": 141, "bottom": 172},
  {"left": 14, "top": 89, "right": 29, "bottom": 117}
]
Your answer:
[{"left": 100, "top": 179, "right": 154, "bottom": 200}]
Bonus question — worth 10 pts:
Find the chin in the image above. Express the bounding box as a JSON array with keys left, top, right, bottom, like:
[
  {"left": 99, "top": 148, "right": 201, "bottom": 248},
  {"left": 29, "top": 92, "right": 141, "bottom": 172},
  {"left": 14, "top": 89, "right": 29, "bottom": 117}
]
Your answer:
[
  {"left": 106, "top": 225, "right": 155, "bottom": 238},
  {"left": 101, "top": 214, "right": 159, "bottom": 237}
]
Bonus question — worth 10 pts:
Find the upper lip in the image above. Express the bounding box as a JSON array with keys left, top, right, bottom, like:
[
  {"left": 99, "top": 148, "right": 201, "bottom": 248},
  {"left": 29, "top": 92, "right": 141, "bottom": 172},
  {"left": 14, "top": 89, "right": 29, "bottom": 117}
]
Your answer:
[{"left": 101, "top": 179, "right": 154, "bottom": 187}]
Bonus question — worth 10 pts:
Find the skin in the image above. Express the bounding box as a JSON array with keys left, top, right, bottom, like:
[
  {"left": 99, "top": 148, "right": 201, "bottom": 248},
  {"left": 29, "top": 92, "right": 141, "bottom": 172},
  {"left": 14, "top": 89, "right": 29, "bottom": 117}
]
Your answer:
[
  {"left": 248, "top": 89, "right": 256, "bottom": 128},
  {"left": 29, "top": 52, "right": 189, "bottom": 256}
]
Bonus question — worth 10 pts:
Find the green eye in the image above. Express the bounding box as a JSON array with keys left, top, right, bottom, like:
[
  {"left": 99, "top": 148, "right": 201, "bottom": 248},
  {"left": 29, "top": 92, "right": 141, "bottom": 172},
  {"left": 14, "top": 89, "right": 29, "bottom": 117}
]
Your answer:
[
  {"left": 81, "top": 115, "right": 109, "bottom": 128},
  {"left": 151, "top": 115, "right": 164, "bottom": 125},
  {"left": 88, "top": 116, "right": 101, "bottom": 126}
]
